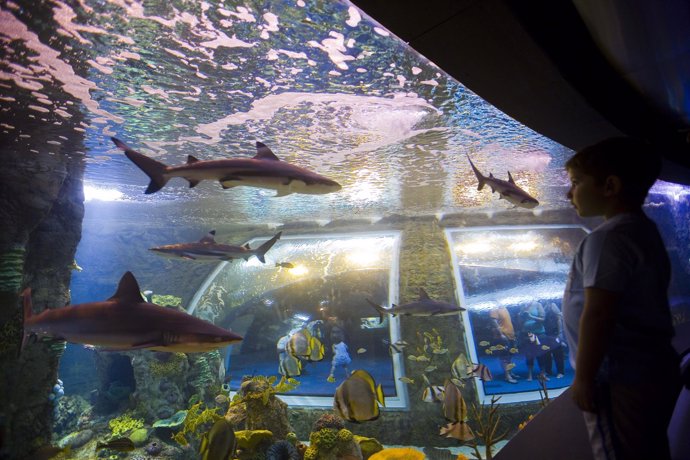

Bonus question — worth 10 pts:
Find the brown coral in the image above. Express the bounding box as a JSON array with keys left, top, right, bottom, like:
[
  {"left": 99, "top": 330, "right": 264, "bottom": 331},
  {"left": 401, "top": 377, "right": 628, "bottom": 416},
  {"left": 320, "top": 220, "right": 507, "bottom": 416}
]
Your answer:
[{"left": 312, "top": 413, "right": 345, "bottom": 432}]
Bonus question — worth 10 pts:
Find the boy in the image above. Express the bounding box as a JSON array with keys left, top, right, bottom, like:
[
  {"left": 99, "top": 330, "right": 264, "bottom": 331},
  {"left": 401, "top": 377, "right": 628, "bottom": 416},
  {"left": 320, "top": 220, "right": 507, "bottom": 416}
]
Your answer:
[{"left": 562, "top": 137, "right": 681, "bottom": 460}]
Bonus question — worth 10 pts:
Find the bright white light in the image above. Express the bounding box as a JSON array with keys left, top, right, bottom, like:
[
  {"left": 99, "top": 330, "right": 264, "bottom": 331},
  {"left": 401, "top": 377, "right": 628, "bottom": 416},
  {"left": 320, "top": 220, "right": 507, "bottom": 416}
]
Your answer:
[
  {"left": 346, "top": 250, "right": 379, "bottom": 266},
  {"left": 509, "top": 241, "right": 538, "bottom": 253},
  {"left": 83, "top": 185, "right": 124, "bottom": 201},
  {"left": 293, "top": 313, "right": 310, "bottom": 322},
  {"left": 456, "top": 241, "right": 491, "bottom": 254},
  {"left": 288, "top": 265, "right": 309, "bottom": 276}
]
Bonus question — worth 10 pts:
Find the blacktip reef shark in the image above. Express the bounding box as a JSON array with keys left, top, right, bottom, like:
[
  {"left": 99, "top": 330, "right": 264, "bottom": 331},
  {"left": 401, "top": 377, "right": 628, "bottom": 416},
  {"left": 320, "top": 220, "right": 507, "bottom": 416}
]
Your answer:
[
  {"left": 21, "top": 272, "right": 242, "bottom": 353},
  {"left": 111, "top": 137, "right": 342, "bottom": 196},
  {"left": 366, "top": 288, "right": 465, "bottom": 324},
  {"left": 150, "top": 230, "right": 282, "bottom": 263},
  {"left": 466, "top": 154, "right": 539, "bottom": 209}
]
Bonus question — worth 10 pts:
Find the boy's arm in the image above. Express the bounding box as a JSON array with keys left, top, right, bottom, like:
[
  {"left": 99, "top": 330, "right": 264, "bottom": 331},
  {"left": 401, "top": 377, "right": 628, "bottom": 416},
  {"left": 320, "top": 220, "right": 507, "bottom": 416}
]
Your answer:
[{"left": 571, "top": 287, "right": 618, "bottom": 413}]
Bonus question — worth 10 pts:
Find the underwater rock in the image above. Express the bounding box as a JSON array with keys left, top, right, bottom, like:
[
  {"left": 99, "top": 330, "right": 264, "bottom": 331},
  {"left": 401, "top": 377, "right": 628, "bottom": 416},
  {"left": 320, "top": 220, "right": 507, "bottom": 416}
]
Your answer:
[
  {"left": 228, "top": 377, "right": 293, "bottom": 440},
  {"left": 266, "top": 440, "right": 300, "bottom": 460},
  {"left": 144, "top": 440, "right": 163, "bottom": 455},
  {"left": 53, "top": 395, "right": 90, "bottom": 436},
  {"left": 57, "top": 429, "right": 93, "bottom": 448}
]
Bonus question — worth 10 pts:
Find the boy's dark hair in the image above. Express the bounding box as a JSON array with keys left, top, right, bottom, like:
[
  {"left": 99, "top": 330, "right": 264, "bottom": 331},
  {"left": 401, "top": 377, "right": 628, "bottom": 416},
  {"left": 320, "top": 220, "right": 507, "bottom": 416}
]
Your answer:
[{"left": 565, "top": 137, "right": 661, "bottom": 206}]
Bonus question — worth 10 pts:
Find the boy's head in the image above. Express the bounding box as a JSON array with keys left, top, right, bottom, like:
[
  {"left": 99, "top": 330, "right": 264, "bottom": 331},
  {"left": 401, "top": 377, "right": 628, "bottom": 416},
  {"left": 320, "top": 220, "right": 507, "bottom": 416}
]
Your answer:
[{"left": 565, "top": 137, "right": 661, "bottom": 208}]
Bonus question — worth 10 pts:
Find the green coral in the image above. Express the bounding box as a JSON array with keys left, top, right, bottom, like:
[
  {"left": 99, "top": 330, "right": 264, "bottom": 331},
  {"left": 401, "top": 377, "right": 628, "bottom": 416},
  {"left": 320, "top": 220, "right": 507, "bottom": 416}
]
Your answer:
[
  {"left": 151, "top": 294, "right": 182, "bottom": 307},
  {"left": 235, "top": 429, "right": 273, "bottom": 450},
  {"left": 337, "top": 428, "right": 353, "bottom": 443},
  {"left": 108, "top": 414, "right": 144, "bottom": 437},
  {"left": 150, "top": 352, "right": 187, "bottom": 377},
  {"left": 310, "top": 428, "right": 337, "bottom": 449},
  {"left": 304, "top": 446, "right": 318, "bottom": 460},
  {"left": 172, "top": 402, "right": 222, "bottom": 446}
]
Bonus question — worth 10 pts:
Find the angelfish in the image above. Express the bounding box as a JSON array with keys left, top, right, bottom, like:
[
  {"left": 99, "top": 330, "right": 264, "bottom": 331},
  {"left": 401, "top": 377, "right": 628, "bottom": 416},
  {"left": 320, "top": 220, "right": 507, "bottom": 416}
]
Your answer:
[
  {"left": 334, "top": 370, "right": 385, "bottom": 422},
  {"left": 467, "top": 154, "right": 539, "bottom": 209},
  {"left": 112, "top": 137, "right": 341, "bottom": 196}
]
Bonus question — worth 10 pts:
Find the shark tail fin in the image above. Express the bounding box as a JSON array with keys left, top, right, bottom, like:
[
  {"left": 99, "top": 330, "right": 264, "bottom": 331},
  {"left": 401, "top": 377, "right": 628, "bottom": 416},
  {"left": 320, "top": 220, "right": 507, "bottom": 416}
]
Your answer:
[
  {"left": 254, "top": 231, "right": 282, "bottom": 264},
  {"left": 466, "top": 155, "right": 486, "bottom": 191},
  {"left": 112, "top": 138, "right": 170, "bottom": 194},
  {"left": 366, "top": 299, "right": 387, "bottom": 324},
  {"left": 20, "top": 288, "right": 33, "bottom": 354}
]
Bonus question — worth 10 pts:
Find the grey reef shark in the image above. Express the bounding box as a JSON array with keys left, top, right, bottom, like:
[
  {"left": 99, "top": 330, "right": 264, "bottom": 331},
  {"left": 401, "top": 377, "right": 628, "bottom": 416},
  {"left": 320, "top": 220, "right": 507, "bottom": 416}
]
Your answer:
[
  {"left": 150, "top": 230, "right": 282, "bottom": 263},
  {"left": 366, "top": 288, "right": 465, "bottom": 324},
  {"left": 467, "top": 154, "right": 539, "bottom": 209},
  {"left": 21, "top": 272, "right": 242, "bottom": 353},
  {"left": 111, "top": 137, "right": 342, "bottom": 197}
]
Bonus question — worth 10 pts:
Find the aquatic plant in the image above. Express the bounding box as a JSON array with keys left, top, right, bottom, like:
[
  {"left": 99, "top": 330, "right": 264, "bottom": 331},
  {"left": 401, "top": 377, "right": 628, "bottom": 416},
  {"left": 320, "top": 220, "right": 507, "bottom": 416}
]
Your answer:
[
  {"left": 150, "top": 352, "right": 187, "bottom": 377},
  {"left": 108, "top": 413, "right": 145, "bottom": 437},
  {"left": 151, "top": 294, "right": 182, "bottom": 308},
  {"left": 466, "top": 396, "right": 508, "bottom": 460},
  {"left": 172, "top": 401, "right": 221, "bottom": 446}
]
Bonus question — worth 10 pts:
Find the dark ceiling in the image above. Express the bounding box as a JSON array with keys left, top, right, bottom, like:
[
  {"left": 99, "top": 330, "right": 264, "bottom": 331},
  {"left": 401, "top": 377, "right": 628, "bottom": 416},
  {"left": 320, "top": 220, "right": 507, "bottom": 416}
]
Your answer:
[{"left": 352, "top": 0, "right": 690, "bottom": 185}]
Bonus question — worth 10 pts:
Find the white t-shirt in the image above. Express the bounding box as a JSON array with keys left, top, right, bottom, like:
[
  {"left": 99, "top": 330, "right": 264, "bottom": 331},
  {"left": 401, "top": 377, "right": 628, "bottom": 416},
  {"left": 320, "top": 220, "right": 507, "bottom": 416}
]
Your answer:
[{"left": 562, "top": 212, "right": 675, "bottom": 383}]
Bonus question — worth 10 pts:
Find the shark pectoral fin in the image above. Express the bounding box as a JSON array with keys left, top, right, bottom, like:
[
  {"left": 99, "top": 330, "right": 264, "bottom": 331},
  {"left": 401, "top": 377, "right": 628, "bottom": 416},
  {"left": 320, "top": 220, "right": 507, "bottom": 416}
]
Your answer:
[{"left": 220, "top": 176, "right": 242, "bottom": 189}]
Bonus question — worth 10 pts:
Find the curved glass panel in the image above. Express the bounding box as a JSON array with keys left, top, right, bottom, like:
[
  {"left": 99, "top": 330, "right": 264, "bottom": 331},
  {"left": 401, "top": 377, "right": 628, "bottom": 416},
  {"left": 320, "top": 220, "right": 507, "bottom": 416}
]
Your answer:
[
  {"left": 188, "top": 231, "right": 408, "bottom": 408},
  {"left": 446, "top": 225, "right": 589, "bottom": 404}
]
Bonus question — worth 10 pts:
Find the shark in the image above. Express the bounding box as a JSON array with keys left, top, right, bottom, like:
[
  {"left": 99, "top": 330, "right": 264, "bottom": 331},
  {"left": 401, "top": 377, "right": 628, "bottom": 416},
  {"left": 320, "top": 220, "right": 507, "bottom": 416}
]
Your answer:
[
  {"left": 111, "top": 137, "right": 342, "bottom": 196},
  {"left": 21, "top": 272, "right": 243, "bottom": 353},
  {"left": 467, "top": 154, "right": 539, "bottom": 209},
  {"left": 150, "top": 230, "right": 282, "bottom": 263},
  {"left": 366, "top": 288, "right": 465, "bottom": 324}
]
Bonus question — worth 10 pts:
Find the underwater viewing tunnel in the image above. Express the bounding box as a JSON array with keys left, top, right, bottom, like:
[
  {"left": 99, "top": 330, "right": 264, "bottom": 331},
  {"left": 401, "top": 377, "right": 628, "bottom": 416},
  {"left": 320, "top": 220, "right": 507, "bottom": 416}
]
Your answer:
[{"left": 1, "top": 1, "right": 689, "bottom": 459}]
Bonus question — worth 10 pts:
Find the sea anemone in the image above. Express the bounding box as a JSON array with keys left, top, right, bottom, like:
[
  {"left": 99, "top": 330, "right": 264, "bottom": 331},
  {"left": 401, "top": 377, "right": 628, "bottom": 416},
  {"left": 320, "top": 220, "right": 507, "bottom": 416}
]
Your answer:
[{"left": 266, "top": 440, "right": 300, "bottom": 460}]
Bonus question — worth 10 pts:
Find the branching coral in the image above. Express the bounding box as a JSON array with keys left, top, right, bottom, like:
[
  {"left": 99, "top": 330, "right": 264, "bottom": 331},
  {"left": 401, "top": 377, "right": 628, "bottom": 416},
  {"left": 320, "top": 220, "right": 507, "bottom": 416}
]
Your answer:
[
  {"left": 108, "top": 414, "right": 144, "bottom": 437},
  {"left": 467, "top": 396, "right": 508, "bottom": 460}
]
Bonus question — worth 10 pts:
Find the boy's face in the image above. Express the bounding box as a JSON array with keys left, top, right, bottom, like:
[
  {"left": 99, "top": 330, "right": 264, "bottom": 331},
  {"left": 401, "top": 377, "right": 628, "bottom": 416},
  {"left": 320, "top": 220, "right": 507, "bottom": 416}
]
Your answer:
[{"left": 566, "top": 168, "right": 607, "bottom": 217}]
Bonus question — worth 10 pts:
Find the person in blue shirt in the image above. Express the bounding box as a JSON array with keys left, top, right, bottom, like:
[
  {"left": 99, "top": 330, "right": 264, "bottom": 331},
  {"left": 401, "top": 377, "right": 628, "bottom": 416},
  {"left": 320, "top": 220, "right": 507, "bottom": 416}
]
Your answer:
[{"left": 562, "top": 137, "right": 681, "bottom": 460}]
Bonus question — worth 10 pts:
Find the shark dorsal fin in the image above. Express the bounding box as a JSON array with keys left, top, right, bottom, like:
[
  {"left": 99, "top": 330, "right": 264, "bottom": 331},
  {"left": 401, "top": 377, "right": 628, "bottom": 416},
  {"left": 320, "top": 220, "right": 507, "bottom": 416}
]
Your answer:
[
  {"left": 254, "top": 142, "right": 281, "bottom": 161},
  {"left": 418, "top": 288, "right": 430, "bottom": 300},
  {"left": 489, "top": 172, "right": 494, "bottom": 179},
  {"left": 109, "top": 272, "right": 145, "bottom": 304},
  {"left": 507, "top": 171, "right": 515, "bottom": 184},
  {"left": 242, "top": 243, "right": 251, "bottom": 250},
  {"left": 199, "top": 230, "right": 216, "bottom": 244},
  {"left": 187, "top": 155, "right": 200, "bottom": 164}
]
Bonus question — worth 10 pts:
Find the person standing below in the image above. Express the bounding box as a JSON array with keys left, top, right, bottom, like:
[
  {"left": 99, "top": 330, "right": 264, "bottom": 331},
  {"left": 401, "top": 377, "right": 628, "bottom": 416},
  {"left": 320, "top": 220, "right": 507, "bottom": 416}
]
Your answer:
[
  {"left": 563, "top": 137, "right": 681, "bottom": 460},
  {"left": 544, "top": 302, "right": 566, "bottom": 378},
  {"left": 488, "top": 304, "right": 519, "bottom": 383}
]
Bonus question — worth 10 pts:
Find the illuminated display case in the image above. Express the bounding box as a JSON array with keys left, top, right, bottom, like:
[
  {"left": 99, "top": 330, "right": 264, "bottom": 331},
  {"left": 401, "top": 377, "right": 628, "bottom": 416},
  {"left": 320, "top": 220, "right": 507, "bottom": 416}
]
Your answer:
[
  {"left": 187, "top": 231, "right": 408, "bottom": 408},
  {"left": 446, "top": 225, "right": 589, "bottom": 403}
]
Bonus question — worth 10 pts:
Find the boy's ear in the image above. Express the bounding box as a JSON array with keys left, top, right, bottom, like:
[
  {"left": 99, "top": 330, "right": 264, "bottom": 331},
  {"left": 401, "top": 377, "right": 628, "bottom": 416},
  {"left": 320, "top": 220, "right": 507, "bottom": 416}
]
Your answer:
[{"left": 603, "top": 175, "right": 623, "bottom": 196}]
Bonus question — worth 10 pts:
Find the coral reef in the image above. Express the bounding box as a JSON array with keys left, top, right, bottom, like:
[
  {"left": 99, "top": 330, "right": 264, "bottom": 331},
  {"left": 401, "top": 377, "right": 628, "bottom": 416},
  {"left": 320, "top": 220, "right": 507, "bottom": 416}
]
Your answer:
[
  {"left": 226, "top": 376, "right": 297, "bottom": 440},
  {"left": 53, "top": 395, "right": 90, "bottom": 436},
  {"left": 304, "top": 428, "right": 362, "bottom": 460},
  {"left": 235, "top": 429, "right": 274, "bottom": 459},
  {"left": 151, "top": 294, "right": 182, "bottom": 307},
  {"left": 108, "top": 413, "right": 144, "bottom": 437},
  {"left": 149, "top": 352, "right": 187, "bottom": 378}
]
